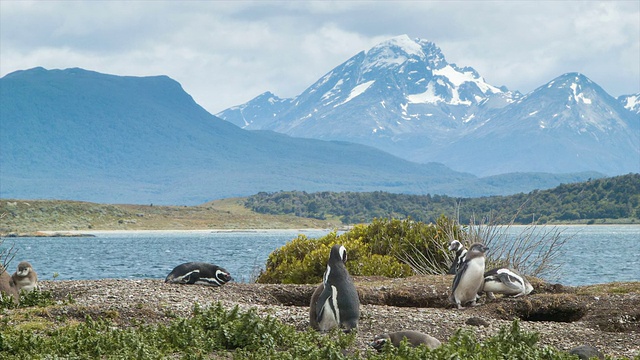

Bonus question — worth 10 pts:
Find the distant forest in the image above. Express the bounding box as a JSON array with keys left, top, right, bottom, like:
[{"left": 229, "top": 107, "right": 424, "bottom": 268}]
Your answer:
[{"left": 245, "top": 173, "right": 640, "bottom": 225}]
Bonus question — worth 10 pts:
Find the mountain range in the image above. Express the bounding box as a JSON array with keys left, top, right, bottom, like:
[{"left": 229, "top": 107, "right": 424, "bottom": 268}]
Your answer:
[
  {"left": 0, "top": 67, "right": 603, "bottom": 205},
  {"left": 216, "top": 35, "right": 639, "bottom": 177}
]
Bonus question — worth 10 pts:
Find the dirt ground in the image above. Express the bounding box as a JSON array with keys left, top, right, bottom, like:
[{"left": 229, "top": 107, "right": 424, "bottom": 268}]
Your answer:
[{"left": 25, "top": 276, "right": 640, "bottom": 359}]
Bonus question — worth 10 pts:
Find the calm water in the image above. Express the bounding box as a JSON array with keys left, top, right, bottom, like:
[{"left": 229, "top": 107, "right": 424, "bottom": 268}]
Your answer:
[{"left": 2, "top": 225, "right": 639, "bottom": 286}]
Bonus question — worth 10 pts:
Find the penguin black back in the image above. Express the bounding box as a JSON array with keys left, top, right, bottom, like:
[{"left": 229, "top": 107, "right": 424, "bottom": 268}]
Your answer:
[
  {"left": 448, "top": 240, "right": 467, "bottom": 275},
  {"left": 165, "top": 262, "right": 233, "bottom": 286}
]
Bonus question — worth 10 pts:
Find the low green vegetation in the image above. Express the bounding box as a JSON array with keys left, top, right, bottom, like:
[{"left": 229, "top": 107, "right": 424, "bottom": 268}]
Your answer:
[
  {"left": 0, "top": 288, "right": 56, "bottom": 309},
  {"left": 258, "top": 217, "right": 465, "bottom": 284},
  {"left": 245, "top": 173, "right": 640, "bottom": 224},
  {"left": 0, "top": 302, "right": 592, "bottom": 359}
]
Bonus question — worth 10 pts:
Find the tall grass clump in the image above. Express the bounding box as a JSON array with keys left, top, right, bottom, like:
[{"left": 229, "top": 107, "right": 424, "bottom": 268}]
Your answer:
[{"left": 455, "top": 206, "right": 569, "bottom": 281}]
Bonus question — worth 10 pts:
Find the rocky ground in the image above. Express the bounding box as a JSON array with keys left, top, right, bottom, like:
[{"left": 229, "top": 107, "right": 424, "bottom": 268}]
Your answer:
[{"left": 29, "top": 276, "right": 640, "bottom": 359}]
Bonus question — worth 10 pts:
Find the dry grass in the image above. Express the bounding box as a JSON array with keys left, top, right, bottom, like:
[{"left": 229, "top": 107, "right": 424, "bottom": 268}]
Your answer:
[{"left": 0, "top": 198, "right": 340, "bottom": 234}]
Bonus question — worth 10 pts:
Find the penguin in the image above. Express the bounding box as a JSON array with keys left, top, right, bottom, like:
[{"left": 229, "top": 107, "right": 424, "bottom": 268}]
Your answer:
[
  {"left": 313, "top": 244, "right": 360, "bottom": 332},
  {"left": 0, "top": 265, "right": 19, "bottom": 304},
  {"left": 482, "top": 267, "right": 533, "bottom": 299},
  {"left": 371, "top": 330, "right": 441, "bottom": 352},
  {"left": 449, "top": 243, "right": 488, "bottom": 309},
  {"left": 11, "top": 261, "right": 38, "bottom": 293},
  {"left": 165, "top": 262, "right": 233, "bottom": 286},
  {"left": 309, "top": 242, "right": 350, "bottom": 331},
  {"left": 308, "top": 282, "right": 324, "bottom": 330},
  {"left": 447, "top": 240, "right": 467, "bottom": 274}
]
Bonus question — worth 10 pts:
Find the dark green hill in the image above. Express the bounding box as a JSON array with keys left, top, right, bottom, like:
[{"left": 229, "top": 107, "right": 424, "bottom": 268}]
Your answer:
[
  {"left": 244, "top": 173, "right": 640, "bottom": 224},
  {"left": 0, "top": 67, "right": 471, "bottom": 204}
]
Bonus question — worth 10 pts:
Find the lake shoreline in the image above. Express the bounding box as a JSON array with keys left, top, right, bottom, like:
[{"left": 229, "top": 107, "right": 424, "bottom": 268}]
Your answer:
[
  {"left": 0, "top": 228, "right": 344, "bottom": 238},
  {"left": 3, "top": 223, "right": 638, "bottom": 238}
]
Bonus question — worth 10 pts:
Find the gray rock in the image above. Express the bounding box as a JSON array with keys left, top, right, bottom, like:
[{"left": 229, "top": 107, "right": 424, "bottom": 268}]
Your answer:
[{"left": 569, "top": 344, "right": 604, "bottom": 360}]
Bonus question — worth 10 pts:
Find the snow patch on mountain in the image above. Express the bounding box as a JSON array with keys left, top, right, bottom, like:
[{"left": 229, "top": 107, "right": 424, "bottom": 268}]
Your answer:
[
  {"left": 337, "top": 80, "right": 375, "bottom": 106},
  {"left": 433, "top": 65, "right": 501, "bottom": 94},
  {"left": 362, "top": 35, "right": 424, "bottom": 72},
  {"left": 619, "top": 93, "right": 640, "bottom": 114},
  {"left": 407, "top": 82, "right": 440, "bottom": 104},
  {"left": 570, "top": 83, "right": 592, "bottom": 104}
]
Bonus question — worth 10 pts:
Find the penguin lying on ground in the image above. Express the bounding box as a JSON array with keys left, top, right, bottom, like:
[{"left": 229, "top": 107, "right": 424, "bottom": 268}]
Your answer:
[
  {"left": 371, "top": 330, "right": 441, "bottom": 352},
  {"left": 449, "top": 243, "right": 488, "bottom": 309},
  {"left": 482, "top": 267, "right": 533, "bottom": 299},
  {"left": 11, "top": 261, "right": 38, "bottom": 293},
  {"left": 165, "top": 262, "right": 233, "bottom": 286},
  {"left": 447, "top": 240, "right": 467, "bottom": 274},
  {"left": 311, "top": 244, "right": 360, "bottom": 332},
  {"left": 0, "top": 265, "right": 19, "bottom": 304}
]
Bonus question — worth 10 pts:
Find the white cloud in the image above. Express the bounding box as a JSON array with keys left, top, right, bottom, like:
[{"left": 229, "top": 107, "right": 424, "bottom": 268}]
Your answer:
[{"left": 1, "top": 0, "right": 638, "bottom": 113}]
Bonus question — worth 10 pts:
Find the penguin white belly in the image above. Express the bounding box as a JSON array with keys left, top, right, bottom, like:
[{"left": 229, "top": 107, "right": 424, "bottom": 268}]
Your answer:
[
  {"left": 317, "top": 285, "right": 340, "bottom": 331},
  {"left": 454, "top": 259, "right": 484, "bottom": 304},
  {"left": 483, "top": 280, "right": 523, "bottom": 295},
  {"left": 14, "top": 277, "right": 37, "bottom": 292}
]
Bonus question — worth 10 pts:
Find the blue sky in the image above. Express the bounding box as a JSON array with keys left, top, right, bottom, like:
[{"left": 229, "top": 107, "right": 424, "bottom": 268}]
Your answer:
[{"left": 1, "top": 1, "right": 638, "bottom": 114}]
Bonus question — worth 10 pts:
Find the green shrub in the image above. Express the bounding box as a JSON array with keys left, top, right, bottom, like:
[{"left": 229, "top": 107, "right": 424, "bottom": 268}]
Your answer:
[
  {"left": 0, "top": 289, "right": 56, "bottom": 310},
  {"left": 256, "top": 217, "right": 460, "bottom": 284}
]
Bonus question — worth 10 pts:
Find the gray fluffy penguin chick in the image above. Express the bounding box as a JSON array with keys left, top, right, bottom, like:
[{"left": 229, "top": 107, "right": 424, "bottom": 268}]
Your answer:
[
  {"left": 0, "top": 265, "right": 19, "bottom": 304},
  {"left": 371, "top": 330, "right": 441, "bottom": 351},
  {"left": 313, "top": 244, "right": 360, "bottom": 332},
  {"left": 11, "top": 261, "right": 38, "bottom": 293},
  {"left": 308, "top": 282, "right": 324, "bottom": 330},
  {"left": 449, "top": 243, "right": 488, "bottom": 309}
]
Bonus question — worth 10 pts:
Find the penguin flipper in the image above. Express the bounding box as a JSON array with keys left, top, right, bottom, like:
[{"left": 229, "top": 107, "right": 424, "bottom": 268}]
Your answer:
[
  {"left": 450, "top": 261, "right": 468, "bottom": 294},
  {"left": 175, "top": 270, "right": 201, "bottom": 284},
  {"left": 315, "top": 284, "right": 333, "bottom": 321},
  {"left": 447, "top": 261, "right": 458, "bottom": 275}
]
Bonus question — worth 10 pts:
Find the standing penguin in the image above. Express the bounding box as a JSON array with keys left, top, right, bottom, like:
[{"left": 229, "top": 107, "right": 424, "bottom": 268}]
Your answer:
[
  {"left": 447, "top": 240, "right": 467, "bottom": 274},
  {"left": 312, "top": 244, "right": 360, "bottom": 332},
  {"left": 165, "top": 262, "right": 233, "bottom": 286},
  {"left": 11, "top": 261, "right": 38, "bottom": 293},
  {"left": 449, "top": 243, "right": 488, "bottom": 309},
  {"left": 482, "top": 267, "right": 533, "bottom": 299}
]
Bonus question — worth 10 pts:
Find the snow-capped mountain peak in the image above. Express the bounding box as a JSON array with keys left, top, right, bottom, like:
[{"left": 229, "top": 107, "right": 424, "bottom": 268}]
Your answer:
[
  {"left": 216, "top": 36, "right": 638, "bottom": 177},
  {"left": 362, "top": 35, "right": 443, "bottom": 72}
]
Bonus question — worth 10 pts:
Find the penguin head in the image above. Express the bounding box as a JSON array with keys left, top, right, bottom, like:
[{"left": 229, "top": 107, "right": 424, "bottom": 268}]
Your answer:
[
  {"left": 467, "top": 243, "right": 488, "bottom": 259},
  {"left": 329, "top": 244, "right": 348, "bottom": 264},
  {"left": 370, "top": 334, "right": 391, "bottom": 352},
  {"left": 16, "top": 261, "right": 33, "bottom": 277},
  {"left": 449, "top": 240, "right": 463, "bottom": 252},
  {"left": 215, "top": 268, "right": 233, "bottom": 284}
]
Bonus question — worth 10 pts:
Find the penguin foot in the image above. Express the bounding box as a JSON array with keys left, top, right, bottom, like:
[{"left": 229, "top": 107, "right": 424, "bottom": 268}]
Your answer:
[{"left": 469, "top": 300, "right": 481, "bottom": 307}]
